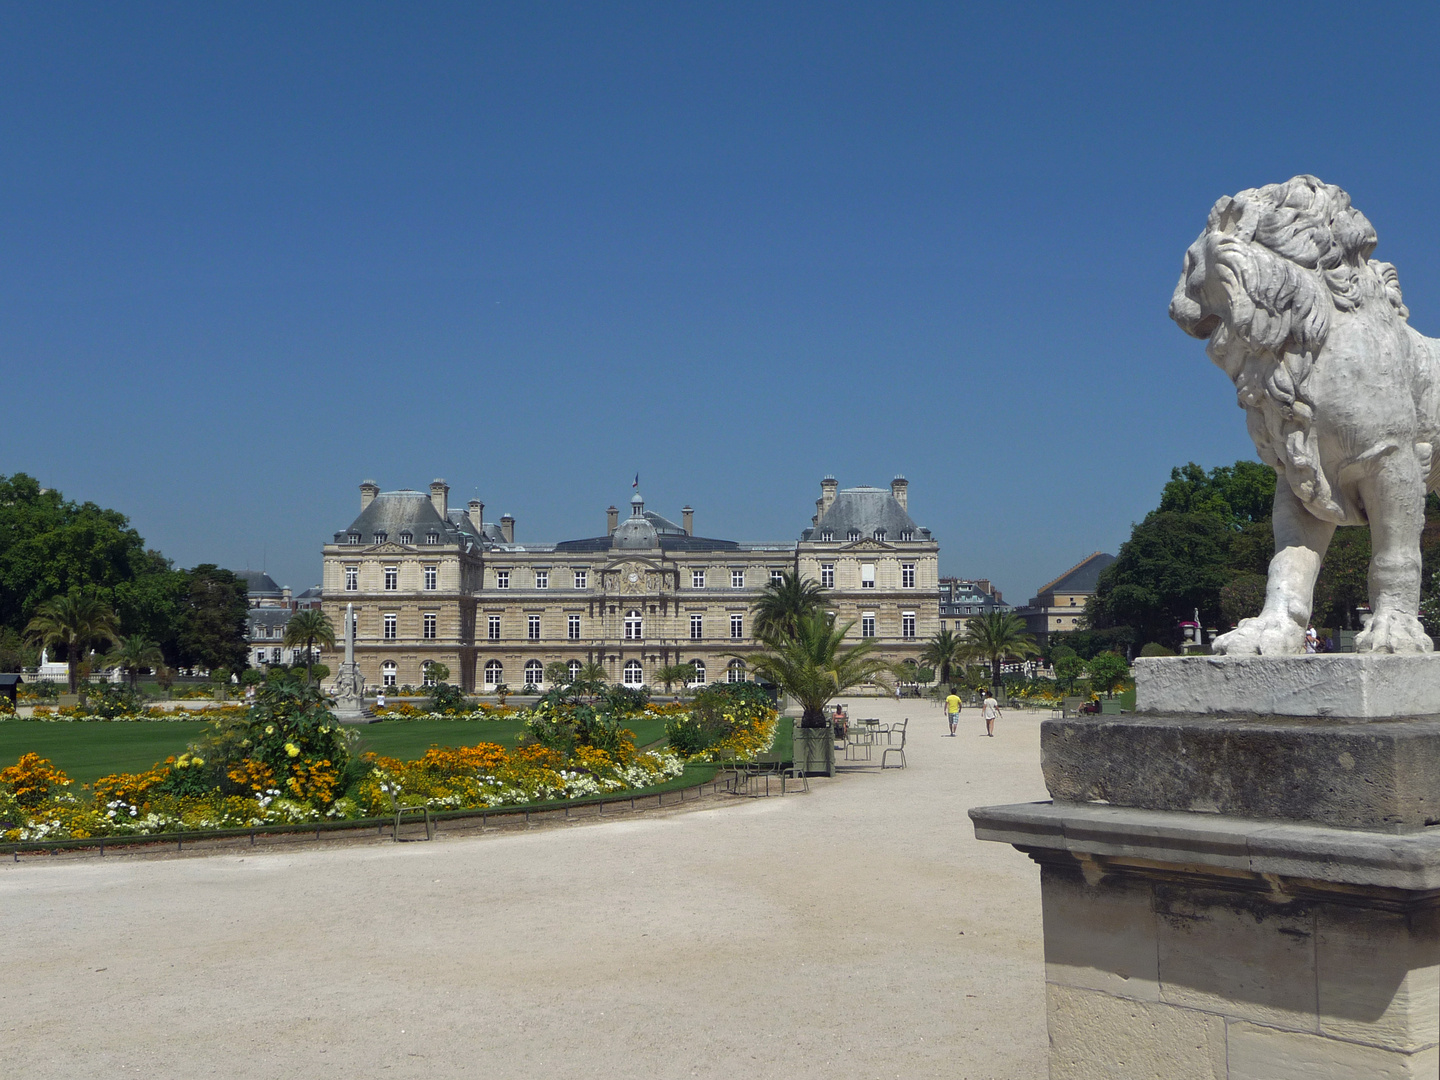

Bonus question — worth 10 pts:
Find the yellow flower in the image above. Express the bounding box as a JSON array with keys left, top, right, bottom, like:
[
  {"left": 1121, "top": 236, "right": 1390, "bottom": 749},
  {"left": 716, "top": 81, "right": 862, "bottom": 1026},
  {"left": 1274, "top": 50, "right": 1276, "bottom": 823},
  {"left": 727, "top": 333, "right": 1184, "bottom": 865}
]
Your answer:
[
  {"left": 285, "top": 743, "right": 300, "bottom": 758},
  {"left": 265, "top": 725, "right": 275, "bottom": 734},
  {"left": 192, "top": 757, "right": 205, "bottom": 766}
]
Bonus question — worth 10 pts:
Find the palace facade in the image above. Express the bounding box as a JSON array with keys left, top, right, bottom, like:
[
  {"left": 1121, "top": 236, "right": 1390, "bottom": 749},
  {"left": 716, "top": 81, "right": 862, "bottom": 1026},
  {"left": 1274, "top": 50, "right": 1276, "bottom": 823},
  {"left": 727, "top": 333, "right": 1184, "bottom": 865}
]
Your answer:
[{"left": 318, "top": 476, "right": 939, "bottom": 692}]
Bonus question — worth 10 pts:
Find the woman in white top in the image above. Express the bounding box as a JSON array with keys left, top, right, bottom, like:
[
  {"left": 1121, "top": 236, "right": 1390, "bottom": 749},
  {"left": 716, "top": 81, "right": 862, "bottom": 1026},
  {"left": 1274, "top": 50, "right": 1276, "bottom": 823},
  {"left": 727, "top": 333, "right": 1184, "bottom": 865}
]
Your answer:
[{"left": 981, "top": 692, "right": 1001, "bottom": 737}]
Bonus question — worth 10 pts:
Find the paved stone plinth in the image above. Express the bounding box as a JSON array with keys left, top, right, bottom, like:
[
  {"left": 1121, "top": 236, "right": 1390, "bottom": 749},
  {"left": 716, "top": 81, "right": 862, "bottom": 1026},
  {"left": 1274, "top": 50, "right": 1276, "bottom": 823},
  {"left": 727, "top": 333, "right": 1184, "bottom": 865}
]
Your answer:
[
  {"left": 1134, "top": 654, "right": 1440, "bottom": 719},
  {"left": 1042, "top": 713, "right": 1440, "bottom": 831}
]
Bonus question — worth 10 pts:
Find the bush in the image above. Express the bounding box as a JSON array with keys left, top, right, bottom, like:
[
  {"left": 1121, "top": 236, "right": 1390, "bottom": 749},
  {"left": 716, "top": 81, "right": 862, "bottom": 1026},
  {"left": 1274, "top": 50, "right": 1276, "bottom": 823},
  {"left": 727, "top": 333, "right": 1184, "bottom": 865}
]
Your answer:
[
  {"left": 85, "top": 683, "right": 141, "bottom": 719},
  {"left": 427, "top": 682, "right": 467, "bottom": 714},
  {"left": 1138, "top": 642, "right": 1177, "bottom": 657}
]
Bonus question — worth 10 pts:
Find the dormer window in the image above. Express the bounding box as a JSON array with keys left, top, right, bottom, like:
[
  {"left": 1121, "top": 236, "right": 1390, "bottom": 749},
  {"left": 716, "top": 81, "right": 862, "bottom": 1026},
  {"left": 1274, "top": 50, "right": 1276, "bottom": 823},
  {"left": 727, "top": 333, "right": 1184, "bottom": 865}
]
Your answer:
[
  {"left": 848, "top": 530, "right": 861, "bottom": 542},
  {"left": 425, "top": 532, "right": 440, "bottom": 545},
  {"left": 399, "top": 532, "right": 412, "bottom": 545},
  {"left": 821, "top": 531, "right": 833, "bottom": 542},
  {"left": 873, "top": 529, "right": 886, "bottom": 542},
  {"left": 899, "top": 529, "right": 914, "bottom": 542},
  {"left": 346, "top": 533, "right": 361, "bottom": 544},
  {"left": 373, "top": 532, "right": 387, "bottom": 544}
]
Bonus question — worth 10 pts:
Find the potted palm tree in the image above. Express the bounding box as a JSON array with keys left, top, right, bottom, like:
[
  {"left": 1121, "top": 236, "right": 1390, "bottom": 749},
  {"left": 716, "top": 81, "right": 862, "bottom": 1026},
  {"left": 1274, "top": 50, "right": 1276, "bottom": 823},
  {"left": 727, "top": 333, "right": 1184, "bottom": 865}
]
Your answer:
[{"left": 745, "top": 610, "right": 895, "bottom": 777}]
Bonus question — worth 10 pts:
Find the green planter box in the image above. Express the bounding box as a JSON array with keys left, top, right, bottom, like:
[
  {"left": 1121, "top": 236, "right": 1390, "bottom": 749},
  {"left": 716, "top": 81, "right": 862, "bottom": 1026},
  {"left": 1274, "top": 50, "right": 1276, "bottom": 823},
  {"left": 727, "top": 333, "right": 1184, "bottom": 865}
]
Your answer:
[{"left": 793, "top": 726, "right": 835, "bottom": 777}]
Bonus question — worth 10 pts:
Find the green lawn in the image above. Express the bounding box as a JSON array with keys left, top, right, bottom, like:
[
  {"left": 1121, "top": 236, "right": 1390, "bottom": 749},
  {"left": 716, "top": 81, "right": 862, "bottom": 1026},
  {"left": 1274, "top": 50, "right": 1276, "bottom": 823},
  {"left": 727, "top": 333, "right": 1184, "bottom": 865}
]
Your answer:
[
  {"left": 0, "top": 720, "right": 214, "bottom": 786},
  {"left": 0, "top": 715, "right": 676, "bottom": 787}
]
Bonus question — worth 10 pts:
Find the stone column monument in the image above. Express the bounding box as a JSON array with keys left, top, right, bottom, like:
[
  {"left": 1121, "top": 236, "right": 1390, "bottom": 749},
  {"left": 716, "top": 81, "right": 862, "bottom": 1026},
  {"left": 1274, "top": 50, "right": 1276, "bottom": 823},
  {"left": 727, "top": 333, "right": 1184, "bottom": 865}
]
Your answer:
[
  {"left": 972, "top": 177, "right": 1440, "bottom": 1078},
  {"left": 332, "top": 602, "right": 370, "bottom": 723}
]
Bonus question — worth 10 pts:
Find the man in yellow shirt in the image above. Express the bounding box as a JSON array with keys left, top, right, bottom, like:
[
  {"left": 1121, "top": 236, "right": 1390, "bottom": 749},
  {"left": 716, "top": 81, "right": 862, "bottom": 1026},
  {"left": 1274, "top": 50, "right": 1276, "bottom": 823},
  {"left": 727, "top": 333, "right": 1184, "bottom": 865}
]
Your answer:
[{"left": 944, "top": 691, "right": 961, "bottom": 736}]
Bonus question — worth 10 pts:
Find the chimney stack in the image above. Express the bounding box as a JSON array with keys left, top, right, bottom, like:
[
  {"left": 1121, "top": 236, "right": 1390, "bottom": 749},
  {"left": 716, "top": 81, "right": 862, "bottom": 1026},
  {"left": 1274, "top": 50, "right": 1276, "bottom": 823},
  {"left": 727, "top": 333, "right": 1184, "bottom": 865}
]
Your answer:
[
  {"left": 430, "top": 479, "right": 449, "bottom": 520},
  {"left": 360, "top": 480, "right": 379, "bottom": 510},
  {"left": 814, "top": 497, "right": 824, "bottom": 526},
  {"left": 682, "top": 506, "right": 694, "bottom": 536},
  {"left": 891, "top": 475, "right": 908, "bottom": 511},
  {"left": 500, "top": 514, "right": 515, "bottom": 544},
  {"left": 282, "top": 586, "right": 292, "bottom": 609},
  {"left": 607, "top": 505, "right": 619, "bottom": 536},
  {"left": 820, "top": 476, "right": 838, "bottom": 519},
  {"left": 468, "top": 499, "right": 484, "bottom": 535}
]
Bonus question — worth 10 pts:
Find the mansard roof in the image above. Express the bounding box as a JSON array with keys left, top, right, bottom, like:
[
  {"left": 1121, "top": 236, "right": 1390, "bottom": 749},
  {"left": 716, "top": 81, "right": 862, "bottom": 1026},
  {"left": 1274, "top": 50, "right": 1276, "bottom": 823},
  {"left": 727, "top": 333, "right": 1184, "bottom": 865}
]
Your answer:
[
  {"left": 334, "top": 490, "right": 482, "bottom": 548},
  {"left": 235, "top": 570, "right": 283, "bottom": 596},
  {"left": 1033, "top": 552, "right": 1116, "bottom": 598},
  {"left": 801, "top": 486, "right": 931, "bottom": 541}
]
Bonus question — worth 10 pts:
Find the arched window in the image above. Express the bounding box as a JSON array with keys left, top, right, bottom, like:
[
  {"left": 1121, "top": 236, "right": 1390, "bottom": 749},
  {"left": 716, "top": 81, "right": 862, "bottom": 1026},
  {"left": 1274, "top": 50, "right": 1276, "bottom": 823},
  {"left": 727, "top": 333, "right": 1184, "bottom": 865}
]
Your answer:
[
  {"left": 727, "top": 659, "right": 746, "bottom": 684},
  {"left": 483, "top": 659, "right": 503, "bottom": 686},
  {"left": 381, "top": 660, "right": 397, "bottom": 687},
  {"left": 524, "top": 660, "right": 543, "bottom": 687},
  {"left": 623, "top": 659, "right": 644, "bottom": 686},
  {"left": 568, "top": 659, "right": 582, "bottom": 682},
  {"left": 689, "top": 659, "right": 706, "bottom": 686},
  {"left": 624, "top": 609, "right": 643, "bottom": 640},
  {"left": 421, "top": 660, "right": 436, "bottom": 686}
]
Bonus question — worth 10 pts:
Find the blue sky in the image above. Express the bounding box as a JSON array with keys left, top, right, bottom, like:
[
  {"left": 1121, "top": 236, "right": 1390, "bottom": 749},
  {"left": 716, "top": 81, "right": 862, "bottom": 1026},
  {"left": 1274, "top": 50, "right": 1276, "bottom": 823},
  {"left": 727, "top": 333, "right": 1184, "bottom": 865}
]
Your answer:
[{"left": 3, "top": 3, "right": 1439, "bottom": 601}]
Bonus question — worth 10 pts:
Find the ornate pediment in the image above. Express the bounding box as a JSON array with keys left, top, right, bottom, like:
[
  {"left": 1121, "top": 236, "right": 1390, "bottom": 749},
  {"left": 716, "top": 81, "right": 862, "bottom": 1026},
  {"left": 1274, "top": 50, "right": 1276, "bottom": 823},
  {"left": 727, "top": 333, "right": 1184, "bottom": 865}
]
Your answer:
[
  {"left": 600, "top": 557, "right": 671, "bottom": 595},
  {"left": 840, "top": 538, "right": 892, "bottom": 552},
  {"left": 366, "top": 542, "right": 412, "bottom": 554}
]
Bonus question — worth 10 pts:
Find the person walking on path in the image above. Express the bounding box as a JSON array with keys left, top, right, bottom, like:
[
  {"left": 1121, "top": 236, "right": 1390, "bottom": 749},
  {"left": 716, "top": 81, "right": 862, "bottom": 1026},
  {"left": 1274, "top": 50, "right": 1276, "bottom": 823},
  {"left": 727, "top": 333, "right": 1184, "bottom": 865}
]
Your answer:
[
  {"left": 944, "top": 690, "right": 961, "bottom": 736},
  {"left": 981, "top": 690, "right": 1001, "bottom": 737}
]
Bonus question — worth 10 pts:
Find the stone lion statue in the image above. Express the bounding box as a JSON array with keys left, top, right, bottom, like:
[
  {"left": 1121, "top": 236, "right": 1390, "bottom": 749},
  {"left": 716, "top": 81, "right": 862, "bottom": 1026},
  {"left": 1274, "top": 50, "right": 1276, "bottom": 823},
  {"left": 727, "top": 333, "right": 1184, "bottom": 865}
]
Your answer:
[{"left": 1170, "top": 174, "right": 1439, "bottom": 654}]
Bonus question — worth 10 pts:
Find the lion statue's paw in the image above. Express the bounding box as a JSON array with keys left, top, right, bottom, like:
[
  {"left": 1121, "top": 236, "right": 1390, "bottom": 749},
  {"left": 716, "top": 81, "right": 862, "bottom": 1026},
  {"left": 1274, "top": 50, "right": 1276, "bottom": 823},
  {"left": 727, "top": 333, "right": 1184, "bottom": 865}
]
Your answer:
[
  {"left": 1212, "top": 612, "right": 1304, "bottom": 655},
  {"left": 1355, "top": 611, "right": 1434, "bottom": 654}
]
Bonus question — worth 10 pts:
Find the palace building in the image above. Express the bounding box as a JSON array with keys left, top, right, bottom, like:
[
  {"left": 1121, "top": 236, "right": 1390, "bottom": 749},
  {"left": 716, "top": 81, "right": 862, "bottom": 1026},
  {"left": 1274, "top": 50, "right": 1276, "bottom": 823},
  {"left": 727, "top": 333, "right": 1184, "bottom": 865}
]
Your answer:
[{"left": 318, "top": 476, "right": 939, "bottom": 692}]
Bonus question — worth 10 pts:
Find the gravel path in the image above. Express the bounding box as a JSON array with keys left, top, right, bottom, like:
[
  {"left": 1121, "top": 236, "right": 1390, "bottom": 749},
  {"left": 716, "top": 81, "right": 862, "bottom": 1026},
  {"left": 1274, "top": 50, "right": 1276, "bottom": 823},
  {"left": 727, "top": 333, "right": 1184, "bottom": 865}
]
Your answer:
[{"left": 1, "top": 699, "right": 1049, "bottom": 1079}]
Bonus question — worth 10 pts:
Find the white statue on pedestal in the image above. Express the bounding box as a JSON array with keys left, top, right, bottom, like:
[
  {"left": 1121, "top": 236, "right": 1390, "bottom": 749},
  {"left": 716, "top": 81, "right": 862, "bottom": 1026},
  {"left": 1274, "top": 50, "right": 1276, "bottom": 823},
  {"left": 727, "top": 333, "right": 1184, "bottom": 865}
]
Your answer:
[{"left": 1171, "top": 175, "right": 1439, "bottom": 655}]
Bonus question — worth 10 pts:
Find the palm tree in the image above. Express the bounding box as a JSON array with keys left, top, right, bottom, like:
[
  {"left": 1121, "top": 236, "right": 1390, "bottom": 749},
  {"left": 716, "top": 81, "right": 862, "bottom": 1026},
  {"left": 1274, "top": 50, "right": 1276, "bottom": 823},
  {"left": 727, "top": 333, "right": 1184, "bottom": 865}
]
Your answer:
[
  {"left": 962, "top": 610, "right": 1040, "bottom": 689},
  {"left": 284, "top": 609, "right": 337, "bottom": 685},
  {"left": 920, "top": 627, "right": 969, "bottom": 688},
  {"left": 104, "top": 635, "right": 165, "bottom": 690},
  {"left": 745, "top": 611, "right": 896, "bottom": 727},
  {"left": 578, "top": 660, "right": 608, "bottom": 684},
  {"left": 751, "top": 570, "right": 829, "bottom": 641},
  {"left": 655, "top": 663, "right": 696, "bottom": 696},
  {"left": 24, "top": 594, "right": 121, "bottom": 693}
]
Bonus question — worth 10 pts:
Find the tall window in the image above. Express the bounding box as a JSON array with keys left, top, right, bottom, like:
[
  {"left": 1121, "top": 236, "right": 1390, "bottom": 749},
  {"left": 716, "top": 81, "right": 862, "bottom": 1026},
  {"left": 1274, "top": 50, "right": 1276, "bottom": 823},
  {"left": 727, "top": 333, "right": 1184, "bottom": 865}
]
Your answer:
[
  {"left": 568, "top": 614, "right": 581, "bottom": 640},
  {"left": 484, "top": 660, "right": 503, "bottom": 685},
  {"left": 902, "top": 612, "right": 916, "bottom": 639},
  {"left": 861, "top": 564, "right": 876, "bottom": 588},
  {"left": 423, "top": 613, "right": 437, "bottom": 640},
  {"left": 861, "top": 613, "right": 875, "bottom": 638},
  {"left": 690, "top": 614, "right": 703, "bottom": 640},
  {"left": 902, "top": 563, "right": 915, "bottom": 588},
  {"left": 524, "top": 660, "right": 543, "bottom": 687},
  {"left": 770, "top": 569, "right": 784, "bottom": 587},
  {"left": 574, "top": 569, "right": 588, "bottom": 589},
  {"left": 623, "top": 659, "right": 644, "bottom": 687},
  {"left": 730, "top": 614, "right": 743, "bottom": 640},
  {"left": 424, "top": 566, "right": 437, "bottom": 590},
  {"left": 422, "top": 660, "right": 436, "bottom": 686},
  {"left": 568, "top": 659, "right": 582, "bottom": 681},
  {"left": 383, "top": 613, "right": 397, "bottom": 640},
  {"left": 692, "top": 569, "right": 706, "bottom": 589},
  {"left": 384, "top": 566, "right": 398, "bottom": 591},
  {"left": 495, "top": 570, "right": 510, "bottom": 589},
  {"left": 345, "top": 566, "right": 358, "bottom": 591},
  {"left": 488, "top": 615, "right": 501, "bottom": 641},
  {"left": 528, "top": 615, "right": 541, "bottom": 641},
  {"left": 689, "top": 659, "right": 706, "bottom": 686},
  {"left": 624, "top": 610, "right": 643, "bottom": 640},
  {"left": 727, "top": 660, "right": 746, "bottom": 684},
  {"left": 731, "top": 569, "right": 745, "bottom": 589},
  {"left": 820, "top": 563, "right": 834, "bottom": 589},
  {"left": 381, "top": 660, "right": 397, "bottom": 687},
  {"left": 271, "top": 648, "right": 281, "bottom": 664},
  {"left": 535, "top": 570, "right": 549, "bottom": 589}
]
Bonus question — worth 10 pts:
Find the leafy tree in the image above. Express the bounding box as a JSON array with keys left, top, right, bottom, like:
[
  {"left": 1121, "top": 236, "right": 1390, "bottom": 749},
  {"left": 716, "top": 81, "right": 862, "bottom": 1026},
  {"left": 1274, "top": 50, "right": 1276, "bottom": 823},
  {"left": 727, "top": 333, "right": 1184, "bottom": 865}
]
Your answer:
[
  {"left": 177, "top": 566, "right": 249, "bottom": 672},
  {"left": 424, "top": 661, "right": 451, "bottom": 685},
  {"left": 751, "top": 570, "right": 828, "bottom": 641},
  {"left": 1220, "top": 574, "right": 1268, "bottom": 629},
  {"left": 1157, "top": 461, "right": 1276, "bottom": 529},
  {"left": 920, "top": 627, "right": 968, "bottom": 688},
  {"left": 1087, "top": 512, "right": 1233, "bottom": 647},
  {"left": 24, "top": 593, "right": 121, "bottom": 692},
  {"left": 1054, "top": 653, "right": 1086, "bottom": 693},
  {"left": 104, "top": 634, "right": 164, "bottom": 690},
  {"left": 962, "top": 610, "right": 1040, "bottom": 688},
  {"left": 655, "top": 663, "right": 697, "bottom": 694},
  {"left": 1086, "top": 652, "right": 1131, "bottom": 696},
  {"left": 284, "top": 608, "right": 336, "bottom": 685},
  {"left": 745, "top": 611, "right": 894, "bottom": 727},
  {"left": 543, "top": 661, "right": 571, "bottom": 687},
  {"left": 1312, "top": 530, "right": 1371, "bottom": 630}
]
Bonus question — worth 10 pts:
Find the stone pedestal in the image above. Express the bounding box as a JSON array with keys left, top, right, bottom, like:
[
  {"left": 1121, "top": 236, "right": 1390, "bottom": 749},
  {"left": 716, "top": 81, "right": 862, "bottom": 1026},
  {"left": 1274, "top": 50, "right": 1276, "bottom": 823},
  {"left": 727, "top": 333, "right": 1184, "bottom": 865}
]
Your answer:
[
  {"left": 331, "top": 660, "right": 372, "bottom": 724},
  {"left": 972, "top": 655, "right": 1440, "bottom": 1078},
  {"left": 793, "top": 726, "right": 835, "bottom": 777}
]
